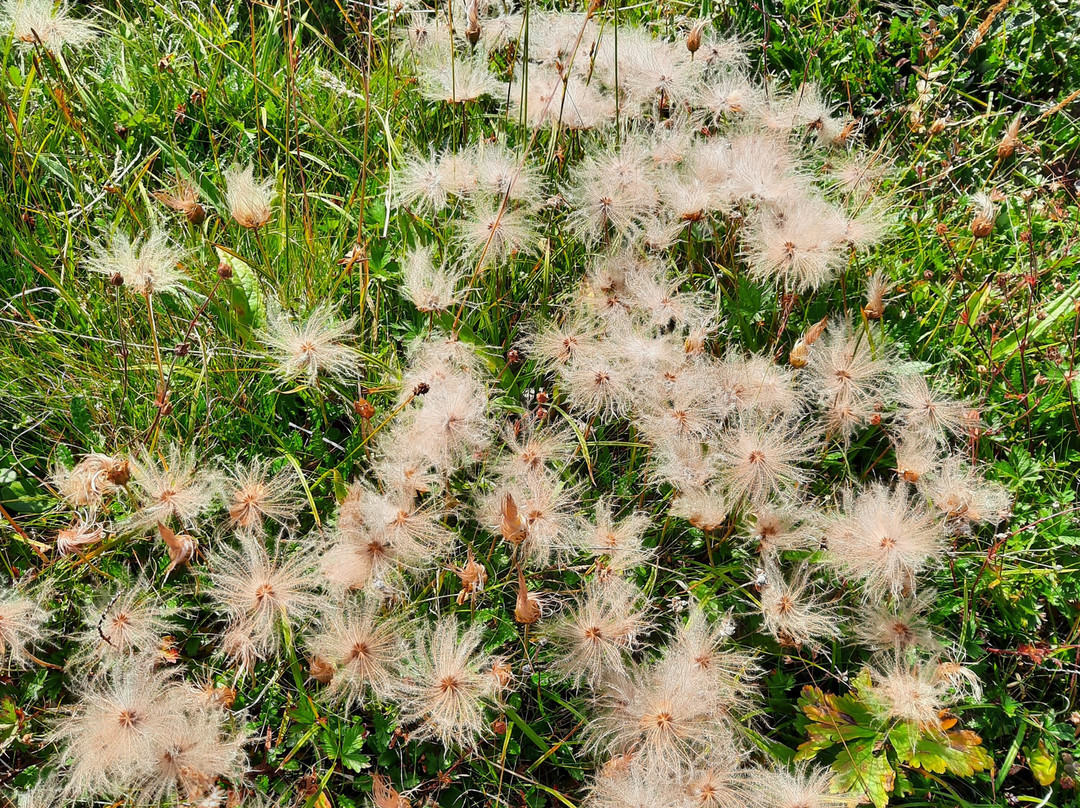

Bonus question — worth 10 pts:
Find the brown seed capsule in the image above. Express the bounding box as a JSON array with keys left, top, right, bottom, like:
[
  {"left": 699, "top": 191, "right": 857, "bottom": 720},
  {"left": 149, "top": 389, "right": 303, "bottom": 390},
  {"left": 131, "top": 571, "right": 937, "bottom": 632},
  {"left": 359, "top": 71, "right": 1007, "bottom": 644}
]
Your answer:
[
  {"left": 413, "top": 382, "right": 430, "bottom": 396},
  {"left": 514, "top": 566, "right": 541, "bottom": 625},
  {"left": 789, "top": 317, "right": 828, "bottom": 368},
  {"left": 492, "top": 717, "right": 508, "bottom": 735},
  {"left": 158, "top": 522, "right": 196, "bottom": 575},
  {"left": 105, "top": 459, "right": 131, "bottom": 487},
  {"left": 971, "top": 216, "right": 994, "bottom": 238},
  {"left": 464, "top": 0, "right": 481, "bottom": 45},
  {"left": 686, "top": 21, "right": 705, "bottom": 54},
  {"left": 205, "top": 683, "right": 237, "bottom": 708},
  {"left": 186, "top": 204, "right": 206, "bottom": 226},
  {"left": 451, "top": 548, "right": 487, "bottom": 605},
  {"left": 353, "top": 398, "right": 376, "bottom": 420},
  {"left": 155, "top": 180, "right": 206, "bottom": 226},
  {"left": 500, "top": 493, "right": 527, "bottom": 545},
  {"left": 217, "top": 260, "right": 234, "bottom": 280},
  {"left": 110, "top": 272, "right": 125, "bottom": 287},
  {"left": 997, "top": 114, "right": 1022, "bottom": 159},
  {"left": 490, "top": 660, "right": 513, "bottom": 690},
  {"left": 309, "top": 656, "right": 335, "bottom": 684}
]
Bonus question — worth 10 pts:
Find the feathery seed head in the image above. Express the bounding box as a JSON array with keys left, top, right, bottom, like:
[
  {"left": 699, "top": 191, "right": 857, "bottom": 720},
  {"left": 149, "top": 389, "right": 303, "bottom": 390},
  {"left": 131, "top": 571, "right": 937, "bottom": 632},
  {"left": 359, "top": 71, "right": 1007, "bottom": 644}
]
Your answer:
[
  {"left": 825, "top": 483, "right": 944, "bottom": 597},
  {"left": 0, "top": 583, "right": 50, "bottom": 669},
  {"left": 750, "top": 764, "right": 856, "bottom": 808},
  {"left": 4, "top": 0, "right": 96, "bottom": 52},
  {"left": 207, "top": 532, "right": 319, "bottom": 660},
  {"left": 52, "top": 660, "right": 182, "bottom": 796},
  {"left": 260, "top": 302, "right": 362, "bottom": 386},
  {"left": 759, "top": 562, "right": 840, "bottom": 649},
  {"left": 670, "top": 487, "right": 729, "bottom": 532},
  {"left": 580, "top": 498, "right": 654, "bottom": 573},
  {"left": 459, "top": 200, "right": 535, "bottom": 264},
  {"left": 584, "top": 760, "right": 689, "bottom": 808},
  {"left": 852, "top": 592, "right": 942, "bottom": 653},
  {"left": 917, "top": 456, "right": 1010, "bottom": 528},
  {"left": 401, "top": 246, "right": 465, "bottom": 313},
  {"left": 225, "top": 457, "right": 304, "bottom": 534},
  {"left": 128, "top": 444, "right": 219, "bottom": 532},
  {"left": 717, "top": 417, "right": 814, "bottom": 505},
  {"left": 52, "top": 452, "right": 129, "bottom": 508},
  {"left": 392, "top": 616, "right": 500, "bottom": 748},
  {"left": 77, "top": 579, "right": 173, "bottom": 667},
  {"left": 309, "top": 597, "right": 402, "bottom": 710},
  {"left": 88, "top": 229, "right": 188, "bottom": 296},
  {"left": 894, "top": 374, "right": 970, "bottom": 444},
  {"left": 588, "top": 658, "right": 738, "bottom": 772},
  {"left": 224, "top": 163, "right": 274, "bottom": 228},
  {"left": 56, "top": 517, "right": 105, "bottom": 556},
  {"left": 545, "top": 578, "right": 652, "bottom": 688}
]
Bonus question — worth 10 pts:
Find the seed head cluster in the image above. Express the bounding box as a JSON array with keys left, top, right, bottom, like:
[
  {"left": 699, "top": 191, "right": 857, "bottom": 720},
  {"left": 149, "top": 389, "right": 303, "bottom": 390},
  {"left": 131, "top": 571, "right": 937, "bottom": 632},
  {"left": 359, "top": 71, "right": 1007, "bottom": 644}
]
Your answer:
[{"left": 2, "top": 5, "right": 1013, "bottom": 808}]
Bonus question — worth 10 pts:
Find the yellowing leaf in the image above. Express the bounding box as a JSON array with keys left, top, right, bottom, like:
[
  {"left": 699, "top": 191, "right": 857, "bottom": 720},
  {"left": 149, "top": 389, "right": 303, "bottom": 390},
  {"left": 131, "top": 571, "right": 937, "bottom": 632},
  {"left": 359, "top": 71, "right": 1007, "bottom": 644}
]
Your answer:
[{"left": 1029, "top": 740, "right": 1057, "bottom": 787}]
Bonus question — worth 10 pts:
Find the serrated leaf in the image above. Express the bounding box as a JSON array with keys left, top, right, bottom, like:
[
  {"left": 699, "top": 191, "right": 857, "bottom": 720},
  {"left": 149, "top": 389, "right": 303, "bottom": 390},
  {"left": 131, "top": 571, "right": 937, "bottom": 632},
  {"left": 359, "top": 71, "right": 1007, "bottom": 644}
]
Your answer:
[
  {"left": 830, "top": 739, "right": 895, "bottom": 808},
  {"left": 901, "top": 728, "right": 992, "bottom": 777}
]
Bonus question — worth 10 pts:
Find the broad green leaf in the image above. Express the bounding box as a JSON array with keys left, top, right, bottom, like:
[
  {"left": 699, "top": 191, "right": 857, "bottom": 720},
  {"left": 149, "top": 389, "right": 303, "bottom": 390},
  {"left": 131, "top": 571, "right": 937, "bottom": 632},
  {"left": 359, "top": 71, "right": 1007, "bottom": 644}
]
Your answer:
[
  {"left": 1028, "top": 739, "right": 1057, "bottom": 786},
  {"left": 216, "top": 247, "right": 266, "bottom": 328}
]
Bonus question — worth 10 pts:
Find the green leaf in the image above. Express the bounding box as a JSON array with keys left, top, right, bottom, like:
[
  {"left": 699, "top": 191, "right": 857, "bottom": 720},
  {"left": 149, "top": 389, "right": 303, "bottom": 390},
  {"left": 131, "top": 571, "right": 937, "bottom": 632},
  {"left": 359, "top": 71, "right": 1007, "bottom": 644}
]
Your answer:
[
  {"left": 991, "top": 275, "right": 1080, "bottom": 360},
  {"left": 216, "top": 247, "right": 266, "bottom": 328},
  {"left": 830, "top": 738, "right": 895, "bottom": 808},
  {"left": 320, "top": 724, "right": 370, "bottom": 772},
  {"left": 902, "top": 729, "right": 993, "bottom": 777}
]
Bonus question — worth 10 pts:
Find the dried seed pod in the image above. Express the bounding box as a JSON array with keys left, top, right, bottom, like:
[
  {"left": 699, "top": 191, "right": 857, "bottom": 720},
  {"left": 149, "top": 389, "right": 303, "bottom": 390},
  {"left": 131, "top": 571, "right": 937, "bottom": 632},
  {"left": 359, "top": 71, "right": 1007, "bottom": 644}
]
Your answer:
[
  {"left": 452, "top": 548, "right": 488, "bottom": 605},
  {"left": 500, "top": 492, "right": 527, "bottom": 545},
  {"left": 687, "top": 21, "right": 705, "bottom": 54},
  {"left": 997, "top": 114, "right": 1022, "bottom": 160},
  {"left": 154, "top": 180, "right": 206, "bottom": 225},
  {"left": 862, "top": 272, "right": 892, "bottom": 320},
  {"left": 310, "top": 655, "right": 335, "bottom": 684},
  {"left": 56, "top": 519, "right": 104, "bottom": 555},
  {"left": 514, "top": 566, "right": 541, "bottom": 625},
  {"left": 789, "top": 317, "right": 828, "bottom": 367},
  {"left": 158, "top": 522, "right": 197, "bottom": 574}
]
